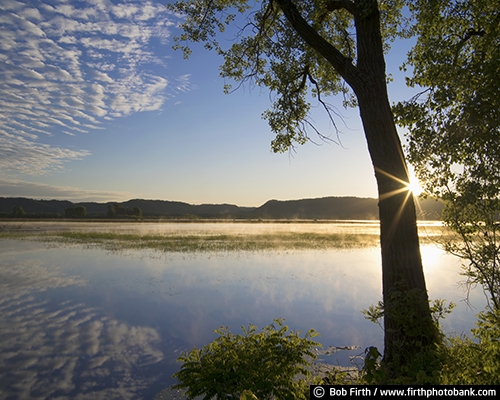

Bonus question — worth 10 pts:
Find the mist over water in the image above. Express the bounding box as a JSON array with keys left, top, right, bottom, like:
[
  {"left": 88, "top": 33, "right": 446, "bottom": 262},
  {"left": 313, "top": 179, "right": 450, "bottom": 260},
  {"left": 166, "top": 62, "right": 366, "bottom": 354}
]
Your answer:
[
  {"left": 2, "top": 220, "right": 441, "bottom": 236},
  {"left": 0, "top": 222, "right": 482, "bottom": 399}
]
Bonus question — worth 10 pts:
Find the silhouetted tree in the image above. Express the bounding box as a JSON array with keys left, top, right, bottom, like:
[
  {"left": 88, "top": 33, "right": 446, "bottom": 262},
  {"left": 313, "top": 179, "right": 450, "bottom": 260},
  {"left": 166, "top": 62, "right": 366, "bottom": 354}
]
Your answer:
[{"left": 169, "top": 0, "right": 436, "bottom": 375}]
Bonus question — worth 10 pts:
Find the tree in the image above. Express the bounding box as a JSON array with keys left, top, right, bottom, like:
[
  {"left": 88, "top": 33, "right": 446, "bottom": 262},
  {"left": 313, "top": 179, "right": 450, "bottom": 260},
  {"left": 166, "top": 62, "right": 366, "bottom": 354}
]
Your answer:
[
  {"left": 65, "top": 206, "right": 86, "bottom": 218},
  {"left": 12, "top": 206, "right": 26, "bottom": 217},
  {"left": 168, "top": 0, "right": 437, "bottom": 375},
  {"left": 393, "top": 0, "right": 500, "bottom": 313},
  {"left": 74, "top": 206, "right": 87, "bottom": 218},
  {"left": 107, "top": 204, "right": 117, "bottom": 217}
]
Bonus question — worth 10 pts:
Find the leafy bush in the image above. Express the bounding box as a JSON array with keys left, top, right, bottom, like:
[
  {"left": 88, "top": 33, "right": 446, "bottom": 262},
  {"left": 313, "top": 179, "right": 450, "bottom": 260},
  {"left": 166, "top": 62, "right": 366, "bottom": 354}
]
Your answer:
[
  {"left": 362, "top": 300, "right": 500, "bottom": 384},
  {"left": 172, "top": 319, "right": 320, "bottom": 400},
  {"left": 172, "top": 309, "right": 500, "bottom": 396},
  {"left": 439, "top": 309, "right": 500, "bottom": 384}
]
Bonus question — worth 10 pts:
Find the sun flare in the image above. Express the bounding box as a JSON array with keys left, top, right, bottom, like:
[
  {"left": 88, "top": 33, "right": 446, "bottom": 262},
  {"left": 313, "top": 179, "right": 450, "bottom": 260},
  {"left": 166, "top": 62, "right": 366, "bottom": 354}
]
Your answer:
[{"left": 407, "top": 172, "right": 424, "bottom": 196}]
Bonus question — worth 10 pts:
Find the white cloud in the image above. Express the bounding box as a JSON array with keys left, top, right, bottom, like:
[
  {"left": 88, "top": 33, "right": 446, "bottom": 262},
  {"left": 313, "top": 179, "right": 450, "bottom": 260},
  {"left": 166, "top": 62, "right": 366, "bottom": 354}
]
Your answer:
[
  {"left": 0, "top": 135, "right": 90, "bottom": 175},
  {"left": 0, "top": 0, "right": 188, "bottom": 176}
]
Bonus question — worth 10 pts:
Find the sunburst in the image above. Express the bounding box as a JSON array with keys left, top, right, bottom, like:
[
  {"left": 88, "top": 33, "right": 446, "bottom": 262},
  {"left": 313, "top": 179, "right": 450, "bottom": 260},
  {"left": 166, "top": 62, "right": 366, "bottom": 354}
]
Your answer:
[
  {"left": 375, "top": 167, "right": 425, "bottom": 237},
  {"left": 406, "top": 173, "right": 424, "bottom": 196}
]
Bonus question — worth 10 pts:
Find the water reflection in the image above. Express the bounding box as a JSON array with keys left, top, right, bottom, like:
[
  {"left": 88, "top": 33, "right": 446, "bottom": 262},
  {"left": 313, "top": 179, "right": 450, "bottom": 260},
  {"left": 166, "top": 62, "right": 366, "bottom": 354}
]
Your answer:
[{"left": 0, "top": 239, "right": 483, "bottom": 399}]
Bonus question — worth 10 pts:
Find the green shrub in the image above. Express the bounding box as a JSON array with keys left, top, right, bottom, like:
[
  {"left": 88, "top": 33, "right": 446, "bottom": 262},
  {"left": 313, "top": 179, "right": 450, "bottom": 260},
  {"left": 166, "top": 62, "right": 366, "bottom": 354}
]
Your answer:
[
  {"left": 439, "top": 309, "right": 500, "bottom": 384},
  {"left": 172, "top": 319, "right": 320, "bottom": 399}
]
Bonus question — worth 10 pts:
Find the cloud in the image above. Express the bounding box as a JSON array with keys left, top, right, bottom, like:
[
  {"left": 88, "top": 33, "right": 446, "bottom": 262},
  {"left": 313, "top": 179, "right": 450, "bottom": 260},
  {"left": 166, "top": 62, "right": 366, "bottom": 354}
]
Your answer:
[
  {"left": 0, "top": 0, "right": 187, "bottom": 175},
  {"left": 0, "top": 135, "right": 90, "bottom": 175},
  {"left": 0, "top": 178, "right": 132, "bottom": 201}
]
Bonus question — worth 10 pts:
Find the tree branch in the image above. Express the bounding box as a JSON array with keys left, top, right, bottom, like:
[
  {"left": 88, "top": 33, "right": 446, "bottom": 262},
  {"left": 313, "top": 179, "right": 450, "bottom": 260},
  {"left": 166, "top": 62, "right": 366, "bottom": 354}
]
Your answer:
[
  {"left": 325, "top": 0, "right": 355, "bottom": 15},
  {"left": 273, "top": 0, "right": 361, "bottom": 90}
]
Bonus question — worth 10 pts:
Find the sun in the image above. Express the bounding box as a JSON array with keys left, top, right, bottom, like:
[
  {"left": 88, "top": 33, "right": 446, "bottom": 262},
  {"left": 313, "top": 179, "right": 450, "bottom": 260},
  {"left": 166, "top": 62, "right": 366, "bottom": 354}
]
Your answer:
[{"left": 407, "top": 172, "right": 424, "bottom": 196}]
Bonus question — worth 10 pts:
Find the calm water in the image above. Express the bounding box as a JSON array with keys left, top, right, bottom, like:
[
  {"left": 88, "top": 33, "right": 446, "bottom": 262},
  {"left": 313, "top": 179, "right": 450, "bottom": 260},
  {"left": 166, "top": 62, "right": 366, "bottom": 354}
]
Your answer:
[
  {"left": 0, "top": 223, "right": 484, "bottom": 399},
  {"left": 0, "top": 220, "right": 443, "bottom": 236}
]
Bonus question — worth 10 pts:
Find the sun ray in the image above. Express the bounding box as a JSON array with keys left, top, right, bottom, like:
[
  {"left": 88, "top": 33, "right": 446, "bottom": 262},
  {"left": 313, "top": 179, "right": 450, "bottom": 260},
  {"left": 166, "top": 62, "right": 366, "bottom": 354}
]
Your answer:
[{"left": 374, "top": 168, "right": 423, "bottom": 240}]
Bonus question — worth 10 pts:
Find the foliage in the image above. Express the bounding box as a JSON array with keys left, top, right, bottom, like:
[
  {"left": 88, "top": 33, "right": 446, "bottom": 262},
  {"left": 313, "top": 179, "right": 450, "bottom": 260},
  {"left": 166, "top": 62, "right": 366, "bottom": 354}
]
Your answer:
[
  {"left": 438, "top": 309, "right": 500, "bottom": 385},
  {"left": 168, "top": 0, "right": 409, "bottom": 152},
  {"left": 170, "top": 308, "right": 498, "bottom": 392},
  {"left": 442, "top": 196, "right": 500, "bottom": 311},
  {"left": 11, "top": 206, "right": 26, "bottom": 217},
  {"left": 362, "top": 298, "right": 500, "bottom": 384},
  {"left": 172, "top": 319, "right": 320, "bottom": 399},
  {"left": 393, "top": 0, "right": 500, "bottom": 312},
  {"left": 106, "top": 203, "right": 142, "bottom": 218},
  {"left": 361, "top": 298, "right": 455, "bottom": 383},
  {"left": 107, "top": 204, "right": 117, "bottom": 217},
  {"left": 64, "top": 206, "right": 87, "bottom": 218}
]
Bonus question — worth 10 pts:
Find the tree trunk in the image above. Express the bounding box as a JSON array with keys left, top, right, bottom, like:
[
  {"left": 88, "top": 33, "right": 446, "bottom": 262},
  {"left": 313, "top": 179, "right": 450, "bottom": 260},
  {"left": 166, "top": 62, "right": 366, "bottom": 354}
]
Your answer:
[
  {"left": 353, "top": 1, "right": 438, "bottom": 374},
  {"left": 356, "top": 83, "right": 437, "bottom": 372},
  {"left": 276, "top": 0, "right": 439, "bottom": 376}
]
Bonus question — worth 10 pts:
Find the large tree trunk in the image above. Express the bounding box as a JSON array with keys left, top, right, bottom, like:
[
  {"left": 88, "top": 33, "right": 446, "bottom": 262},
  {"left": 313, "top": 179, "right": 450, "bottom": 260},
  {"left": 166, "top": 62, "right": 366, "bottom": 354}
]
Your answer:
[
  {"left": 353, "top": 1, "right": 438, "bottom": 373},
  {"left": 276, "top": 0, "right": 439, "bottom": 376},
  {"left": 356, "top": 84, "right": 437, "bottom": 371}
]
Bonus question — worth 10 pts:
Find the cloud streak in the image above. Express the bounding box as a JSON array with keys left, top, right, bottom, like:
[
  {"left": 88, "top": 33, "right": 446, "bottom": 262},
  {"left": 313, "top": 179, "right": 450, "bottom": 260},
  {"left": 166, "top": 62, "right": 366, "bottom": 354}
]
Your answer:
[
  {"left": 0, "top": 177, "right": 132, "bottom": 201},
  {"left": 0, "top": 0, "right": 183, "bottom": 175}
]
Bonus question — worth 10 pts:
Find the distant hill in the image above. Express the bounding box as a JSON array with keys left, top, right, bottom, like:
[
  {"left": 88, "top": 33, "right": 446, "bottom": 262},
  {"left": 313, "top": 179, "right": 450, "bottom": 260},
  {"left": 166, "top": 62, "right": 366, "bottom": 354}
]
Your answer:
[
  {"left": 0, "top": 196, "right": 443, "bottom": 220},
  {"left": 252, "top": 197, "right": 378, "bottom": 220}
]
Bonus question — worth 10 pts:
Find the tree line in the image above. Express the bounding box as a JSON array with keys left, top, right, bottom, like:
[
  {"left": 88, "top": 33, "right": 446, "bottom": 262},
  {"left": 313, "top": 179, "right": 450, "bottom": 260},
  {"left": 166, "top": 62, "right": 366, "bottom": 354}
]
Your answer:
[
  {"left": 4, "top": 205, "right": 142, "bottom": 219},
  {"left": 107, "top": 203, "right": 142, "bottom": 218}
]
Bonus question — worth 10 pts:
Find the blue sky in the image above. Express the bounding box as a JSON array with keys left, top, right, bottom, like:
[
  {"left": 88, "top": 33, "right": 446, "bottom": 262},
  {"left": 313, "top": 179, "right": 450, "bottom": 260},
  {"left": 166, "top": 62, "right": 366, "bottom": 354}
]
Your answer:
[{"left": 0, "top": 0, "right": 418, "bottom": 207}]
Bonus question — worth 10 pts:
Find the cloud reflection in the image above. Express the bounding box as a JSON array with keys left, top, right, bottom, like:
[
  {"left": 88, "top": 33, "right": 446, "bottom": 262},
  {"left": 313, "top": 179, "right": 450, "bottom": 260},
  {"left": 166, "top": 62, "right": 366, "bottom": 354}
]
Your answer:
[{"left": 0, "top": 253, "right": 164, "bottom": 399}]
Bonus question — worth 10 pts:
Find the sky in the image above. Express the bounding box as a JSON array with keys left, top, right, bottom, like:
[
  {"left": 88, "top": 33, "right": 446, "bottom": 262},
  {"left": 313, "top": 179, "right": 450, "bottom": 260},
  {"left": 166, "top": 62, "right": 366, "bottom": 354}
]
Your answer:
[{"left": 0, "top": 0, "right": 419, "bottom": 207}]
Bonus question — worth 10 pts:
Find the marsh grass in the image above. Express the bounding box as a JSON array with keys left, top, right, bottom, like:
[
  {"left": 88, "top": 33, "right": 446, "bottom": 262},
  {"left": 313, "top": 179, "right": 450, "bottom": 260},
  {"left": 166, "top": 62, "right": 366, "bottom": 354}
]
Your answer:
[
  {"left": 0, "top": 231, "right": 382, "bottom": 251},
  {"left": 0, "top": 223, "right": 449, "bottom": 252}
]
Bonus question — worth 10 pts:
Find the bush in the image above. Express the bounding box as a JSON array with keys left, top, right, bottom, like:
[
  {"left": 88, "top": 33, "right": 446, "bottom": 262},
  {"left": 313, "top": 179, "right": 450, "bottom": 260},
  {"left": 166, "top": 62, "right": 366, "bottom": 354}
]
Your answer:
[
  {"left": 439, "top": 309, "right": 500, "bottom": 384},
  {"left": 172, "top": 319, "right": 320, "bottom": 399}
]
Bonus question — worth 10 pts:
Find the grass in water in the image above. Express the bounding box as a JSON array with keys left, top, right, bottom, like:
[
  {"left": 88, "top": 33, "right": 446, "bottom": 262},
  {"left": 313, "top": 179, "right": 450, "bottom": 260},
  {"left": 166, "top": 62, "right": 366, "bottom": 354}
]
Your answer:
[
  {"left": 0, "top": 223, "right": 448, "bottom": 252},
  {"left": 0, "top": 231, "right": 382, "bottom": 252}
]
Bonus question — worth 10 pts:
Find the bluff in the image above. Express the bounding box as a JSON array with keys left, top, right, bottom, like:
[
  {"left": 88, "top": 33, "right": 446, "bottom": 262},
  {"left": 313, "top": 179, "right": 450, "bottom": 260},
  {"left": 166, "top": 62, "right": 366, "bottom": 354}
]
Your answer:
[{"left": 0, "top": 196, "right": 443, "bottom": 220}]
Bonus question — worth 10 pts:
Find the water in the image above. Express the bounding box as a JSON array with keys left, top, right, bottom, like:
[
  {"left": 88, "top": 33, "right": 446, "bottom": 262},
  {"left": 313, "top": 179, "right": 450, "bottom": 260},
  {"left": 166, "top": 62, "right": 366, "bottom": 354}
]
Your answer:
[
  {"left": 0, "top": 223, "right": 484, "bottom": 399},
  {"left": 0, "top": 220, "right": 443, "bottom": 237}
]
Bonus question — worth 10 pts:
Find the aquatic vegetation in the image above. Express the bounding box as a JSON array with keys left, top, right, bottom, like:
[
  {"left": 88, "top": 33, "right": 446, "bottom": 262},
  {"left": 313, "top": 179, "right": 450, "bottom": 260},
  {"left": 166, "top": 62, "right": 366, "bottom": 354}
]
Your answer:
[
  {"left": 0, "top": 222, "right": 448, "bottom": 252},
  {"left": 0, "top": 231, "right": 376, "bottom": 252}
]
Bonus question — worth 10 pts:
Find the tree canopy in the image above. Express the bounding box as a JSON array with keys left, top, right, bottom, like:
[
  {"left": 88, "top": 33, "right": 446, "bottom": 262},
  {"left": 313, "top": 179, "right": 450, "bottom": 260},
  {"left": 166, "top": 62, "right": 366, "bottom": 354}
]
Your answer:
[
  {"left": 395, "top": 0, "right": 500, "bottom": 199},
  {"left": 394, "top": 0, "right": 500, "bottom": 312},
  {"left": 170, "top": 0, "right": 410, "bottom": 151}
]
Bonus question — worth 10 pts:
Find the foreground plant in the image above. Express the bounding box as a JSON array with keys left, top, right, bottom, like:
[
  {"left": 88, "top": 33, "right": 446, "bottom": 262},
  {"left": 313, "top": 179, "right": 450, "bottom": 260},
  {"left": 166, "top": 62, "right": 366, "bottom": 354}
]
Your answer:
[
  {"left": 436, "top": 308, "right": 500, "bottom": 385},
  {"left": 361, "top": 298, "right": 455, "bottom": 383},
  {"left": 172, "top": 319, "right": 320, "bottom": 399}
]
